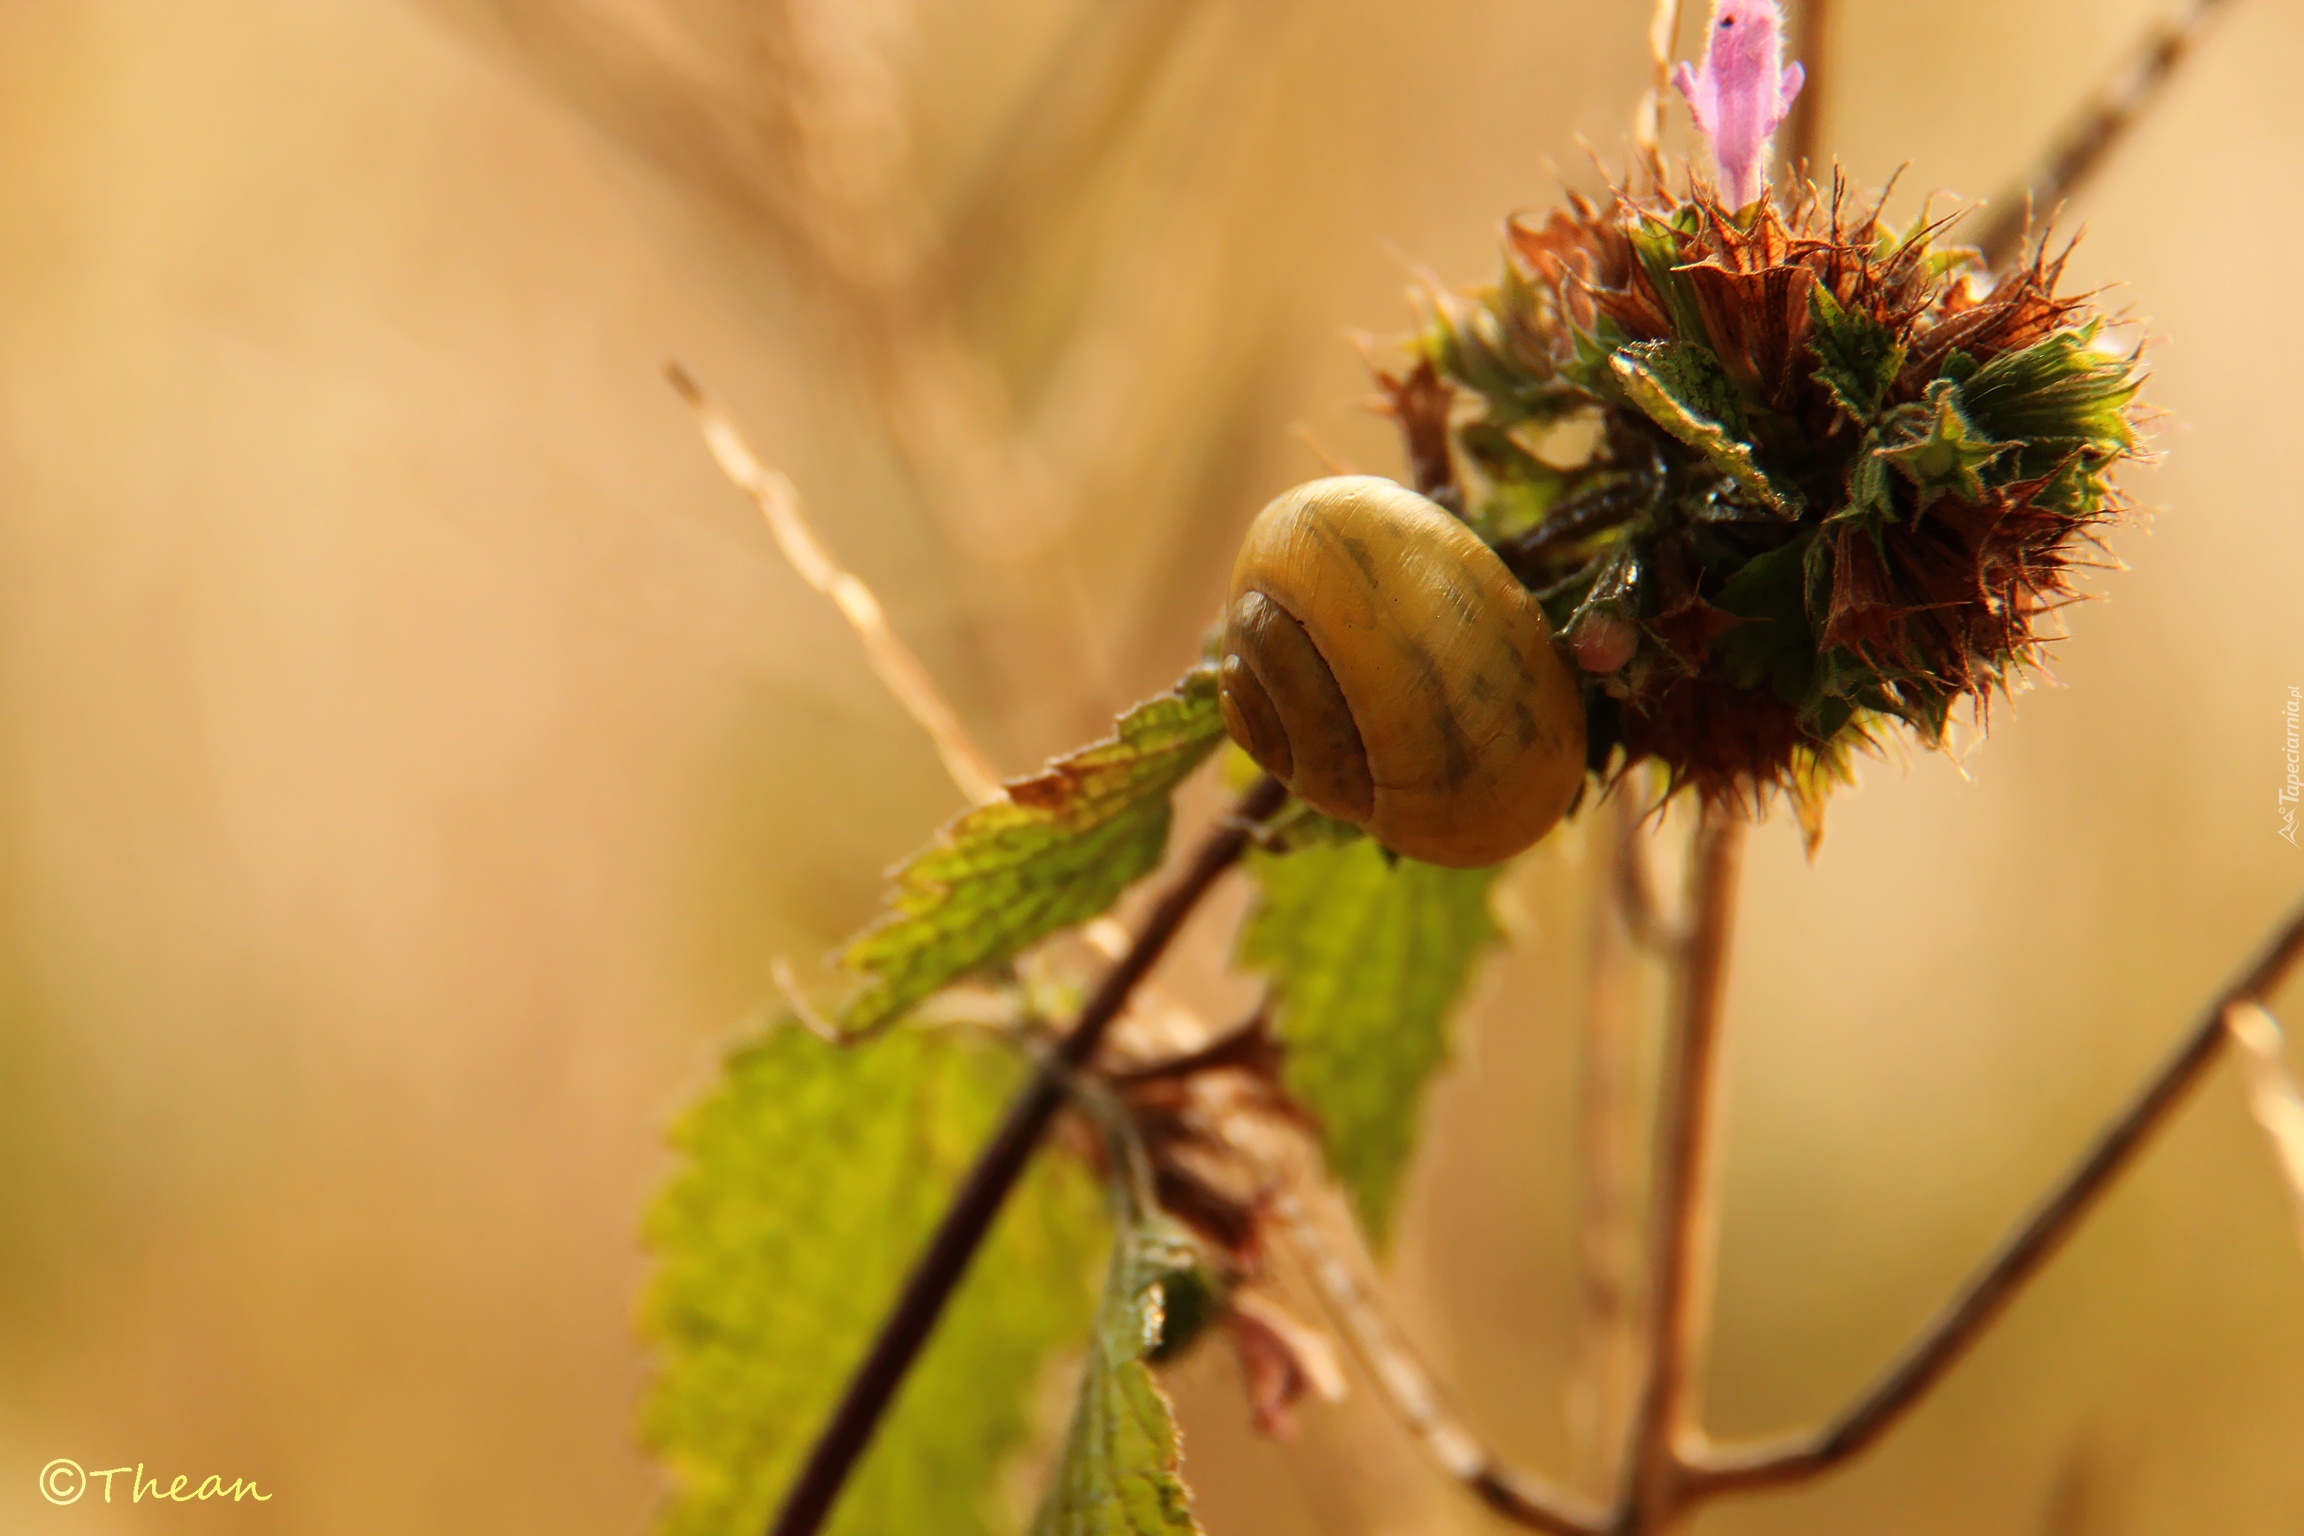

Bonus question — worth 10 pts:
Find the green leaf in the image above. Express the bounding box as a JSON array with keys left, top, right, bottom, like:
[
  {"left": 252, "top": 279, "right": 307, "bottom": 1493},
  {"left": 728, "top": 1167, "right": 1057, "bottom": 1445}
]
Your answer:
[
  {"left": 1456, "top": 420, "right": 1568, "bottom": 542},
  {"left": 1807, "top": 283, "right": 1907, "bottom": 424},
  {"left": 1836, "top": 430, "right": 1897, "bottom": 523},
  {"left": 1234, "top": 795, "right": 1367, "bottom": 856},
  {"left": 1029, "top": 1219, "right": 1206, "bottom": 1536},
  {"left": 1710, "top": 535, "right": 1819, "bottom": 699},
  {"left": 838, "top": 670, "right": 1229, "bottom": 1035},
  {"left": 1956, "top": 325, "right": 2140, "bottom": 478},
  {"left": 1628, "top": 211, "right": 1710, "bottom": 344},
  {"left": 1877, "top": 380, "right": 2011, "bottom": 507},
  {"left": 1610, "top": 341, "right": 1799, "bottom": 517},
  {"left": 642, "top": 1024, "right": 1105, "bottom": 1536},
  {"left": 1239, "top": 838, "right": 1503, "bottom": 1242}
]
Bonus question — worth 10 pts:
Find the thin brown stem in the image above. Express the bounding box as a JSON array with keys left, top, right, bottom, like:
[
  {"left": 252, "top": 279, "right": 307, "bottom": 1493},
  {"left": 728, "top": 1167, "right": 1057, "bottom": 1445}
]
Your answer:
[
  {"left": 1623, "top": 802, "right": 1747, "bottom": 1532},
  {"left": 669, "top": 364, "right": 1006, "bottom": 806},
  {"left": 936, "top": 0, "right": 1215, "bottom": 304},
  {"left": 1370, "top": 885, "right": 2304, "bottom": 1536},
  {"left": 1104, "top": 1007, "right": 1272, "bottom": 1087},
  {"left": 1634, "top": 0, "right": 1684, "bottom": 153},
  {"left": 1785, "top": 0, "right": 1832, "bottom": 174},
  {"left": 1264, "top": 859, "right": 2304, "bottom": 1536},
  {"left": 1275, "top": 1187, "right": 1609, "bottom": 1536},
  {"left": 1975, "top": 0, "right": 2243, "bottom": 267},
  {"left": 2225, "top": 1003, "right": 2304, "bottom": 1260},
  {"left": 1569, "top": 791, "right": 1649, "bottom": 1494},
  {"left": 767, "top": 776, "right": 1288, "bottom": 1536},
  {"left": 1612, "top": 789, "right": 1682, "bottom": 957},
  {"left": 1684, "top": 891, "right": 2304, "bottom": 1498}
]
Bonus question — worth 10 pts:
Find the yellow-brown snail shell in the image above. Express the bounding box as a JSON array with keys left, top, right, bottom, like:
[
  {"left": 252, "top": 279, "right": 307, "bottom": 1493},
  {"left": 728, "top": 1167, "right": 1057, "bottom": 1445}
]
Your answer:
[{"left": 1218, "top": 475, "right": 1587, "bottom": 868}]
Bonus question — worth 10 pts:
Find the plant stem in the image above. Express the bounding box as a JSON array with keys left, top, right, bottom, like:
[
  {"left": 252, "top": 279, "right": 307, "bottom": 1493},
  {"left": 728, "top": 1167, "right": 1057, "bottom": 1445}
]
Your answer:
[
  {"left": 670, "top": 365, "right": 1006, "bottom": 807},
  {"left": 1622, "top": 801, "right": 1746, "bottom": 1533},
  {"left": 1277, "top": 1186, "right": 1611, "bottom": 1536},
  {"left": 767, "top": 775, "right": 1287, "bottom": 1536},
  {"left": 1569, "top": 792, "right": 1652, "bottom": 1495},
  {"left": 1785, "top": 0, "right": 1833, "bottom": 175},
  {"left": 1323, "top": 870, "right": 2304, "bottom": 1534},
  {"left": 1975, "top": 0, "right": 2243, "bottom": 266},
  {"left": 1685, "top": 890, "right": 2304, "bottom": 1497},
  {"left": 1634, "top": 0, "right": 1685, "bottom": 153},
  {"left": 1612, "top": 787, "right": 1681, "bottom": 957}
]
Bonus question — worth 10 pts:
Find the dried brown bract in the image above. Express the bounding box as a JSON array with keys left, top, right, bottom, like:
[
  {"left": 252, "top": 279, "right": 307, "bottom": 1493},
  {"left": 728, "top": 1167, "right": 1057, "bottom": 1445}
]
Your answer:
[{"left": 1409, "top": 168, "right": 2145, "bottom": 827}]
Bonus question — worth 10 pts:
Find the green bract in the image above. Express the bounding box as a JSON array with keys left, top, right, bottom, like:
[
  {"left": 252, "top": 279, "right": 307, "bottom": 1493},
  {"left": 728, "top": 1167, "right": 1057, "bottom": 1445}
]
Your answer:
[{"left": 1401, "top": 177, "right": 2145, "bottom": 818}]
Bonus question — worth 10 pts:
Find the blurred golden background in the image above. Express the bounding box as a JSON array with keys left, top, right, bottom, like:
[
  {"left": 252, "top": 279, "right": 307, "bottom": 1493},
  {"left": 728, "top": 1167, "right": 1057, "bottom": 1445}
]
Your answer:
[{"left": 0, "top": 1, "right": 2300, "bottom": 1532}]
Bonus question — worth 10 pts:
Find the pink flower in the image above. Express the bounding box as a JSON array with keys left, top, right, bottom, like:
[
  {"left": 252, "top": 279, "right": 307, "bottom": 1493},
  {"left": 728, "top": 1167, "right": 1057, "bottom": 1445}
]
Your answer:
[{"left": 1672, "top": 0, "right": 1806, "bottom": 208}]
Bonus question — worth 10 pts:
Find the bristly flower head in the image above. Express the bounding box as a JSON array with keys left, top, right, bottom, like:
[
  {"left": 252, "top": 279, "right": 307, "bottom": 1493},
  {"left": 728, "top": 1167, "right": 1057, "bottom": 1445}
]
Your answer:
[
  {"left": 1388, "top": 162, "right": 2146, "bottom": 833},
  {"left": 1675, "top": 0, "right": 1805, "bottom": 208}
]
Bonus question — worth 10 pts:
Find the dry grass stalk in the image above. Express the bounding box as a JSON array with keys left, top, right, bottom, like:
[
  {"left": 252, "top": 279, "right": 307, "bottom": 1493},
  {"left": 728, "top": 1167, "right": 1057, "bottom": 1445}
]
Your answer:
[
  {"left": 1567, "top": 791, "right": 1651, "bottom": 1494},
  {"left": 1634, "top": 0, "right": 1685, "bottom": 152},
  {"left": 1785, "top": 0, "right": 1832, "bottom": 170},
  {"left": 1975, "top": 0, "right": 2244, "bottom": 265},
  {"left": 1273, "top": 1187, "right": 1609, "bottom": 1536},
  {"left": 2225, "top": 1002, "right": 2304, "bottom": 1262},
  {"left": 672, "top": 356, "right": 1248, "bottom": 1063},
  {"left": 668, "top": 362, "right": 1005, "bottom": 806}
]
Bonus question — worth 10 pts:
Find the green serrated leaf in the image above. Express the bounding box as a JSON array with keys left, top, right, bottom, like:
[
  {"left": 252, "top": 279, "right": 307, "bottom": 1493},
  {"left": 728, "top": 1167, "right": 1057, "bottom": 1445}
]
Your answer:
[
  {"left": 1610, "top": 342, "right": 1799, "bottom": 518},
  {"left": 1029, "top": 1219, "right": 1205, "bottom": 1536},
  {"left": 1956, "top": 325, "right": 2139, "bottom": 477},
  {"left": 1836, "top": 430, "right": 1898, "bottom": 524},
  {"left": 1563, "top": 310, "right": 1635, "bottom": 393},
  {"left": 1878, "top": 380, "right": 2011, "bottom": 507},
  {"left": 1239, "top": 838, "right": 1502, "bottom": 1242},
  {"left": 1808, "top": 284, "right": 1907, "bottom": 424},
  {"left": 642, "top": 1023, "right": 1105, "bottom": 1536},
  {"left": 1629, "top": 212, "right": 1710, "bottom": 344},
  {"left": 838, "top": 670, "right": 1229, "bottom": 1035}
]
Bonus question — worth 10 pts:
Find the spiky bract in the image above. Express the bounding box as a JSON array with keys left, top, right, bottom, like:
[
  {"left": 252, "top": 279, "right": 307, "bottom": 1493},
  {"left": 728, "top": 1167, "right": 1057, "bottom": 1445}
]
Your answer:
[{"left": 1389, "top": 172, "right": 2145, "bottom": 822}]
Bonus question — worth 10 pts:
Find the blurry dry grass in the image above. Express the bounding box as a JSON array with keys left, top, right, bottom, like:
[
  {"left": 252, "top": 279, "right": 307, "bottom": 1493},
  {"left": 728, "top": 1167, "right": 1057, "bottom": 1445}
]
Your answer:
[{"left": 0, "top": 2, "right": 2301, "bottom": 1535}]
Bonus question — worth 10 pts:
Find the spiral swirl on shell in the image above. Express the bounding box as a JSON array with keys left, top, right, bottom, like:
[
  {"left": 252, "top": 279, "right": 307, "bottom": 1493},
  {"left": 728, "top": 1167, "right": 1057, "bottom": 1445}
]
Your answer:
[{"left": 1217, "top": 476, "right": 1588, "bottom": 868}]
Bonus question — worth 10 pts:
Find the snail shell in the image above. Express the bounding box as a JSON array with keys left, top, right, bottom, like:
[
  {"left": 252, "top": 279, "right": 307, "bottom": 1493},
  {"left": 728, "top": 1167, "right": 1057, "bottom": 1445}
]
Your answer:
[{"left": 1218, "top": 475, "right": 1587, "bottom": 868}]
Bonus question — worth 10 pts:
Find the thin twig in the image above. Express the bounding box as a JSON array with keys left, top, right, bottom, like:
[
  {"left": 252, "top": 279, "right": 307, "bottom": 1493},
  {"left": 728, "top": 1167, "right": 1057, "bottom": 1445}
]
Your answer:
[
  {"left": 1105, "top": 1008, "right": 1272, "bottom": 1087},
  {"left": 2225, "top": 1002, "right": 2304, "bottom": 1263},
  {"left": 1568, "top": 790, "right": 1648, "bottom": 1495},
  {"left": 771, "top": 957, "right": 845, "bottom": 1044},
  {"left": 1784, "top": 0, "right": 1832, "bottom": 174},
  {"left": 1498, "top": 476, "right": 1655, "bottom": 587},
  {"left": 1974, "top": 0, "right": 2244, "bottom": 267},
  {"left": 1634, "top": 0, "right": 1684, "bottom": 154},
  {"left": 668, "top": 365, "right": 1005, "bottom": 806},
  {"left": 1612, "top": 786, "right": 1682, "bottom": 956},
  {"left": 936, "top": 0, "right": 1217, "bottom": 304},
  {"left": 767, "top": 775, "right": 1288, "bottom": 1536},
  {"left": 671, "top": 368, "right": 1226, "bottom": 1061},
  {"left": 1378, "top": 890, "right": 2304, "bottom": 1536},
  {"left": 1274, "top": 1188, "right": 1610, "bottom": 1536},
  {"left": 1623, "top": 803, "right": 1746, "bottom": 1529},
  {"left": 1685, "top": 893, "right": 2304, "bottom": 1497},
  {"left": 679, "top": 364, "right": 1237, "bottom": 1062}
]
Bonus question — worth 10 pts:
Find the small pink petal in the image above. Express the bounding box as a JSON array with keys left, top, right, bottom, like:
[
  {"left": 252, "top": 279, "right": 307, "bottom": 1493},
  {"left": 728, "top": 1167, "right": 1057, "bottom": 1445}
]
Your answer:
[{"left": 1573, "top": 614, "right": 1639, "bottom": 675}]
